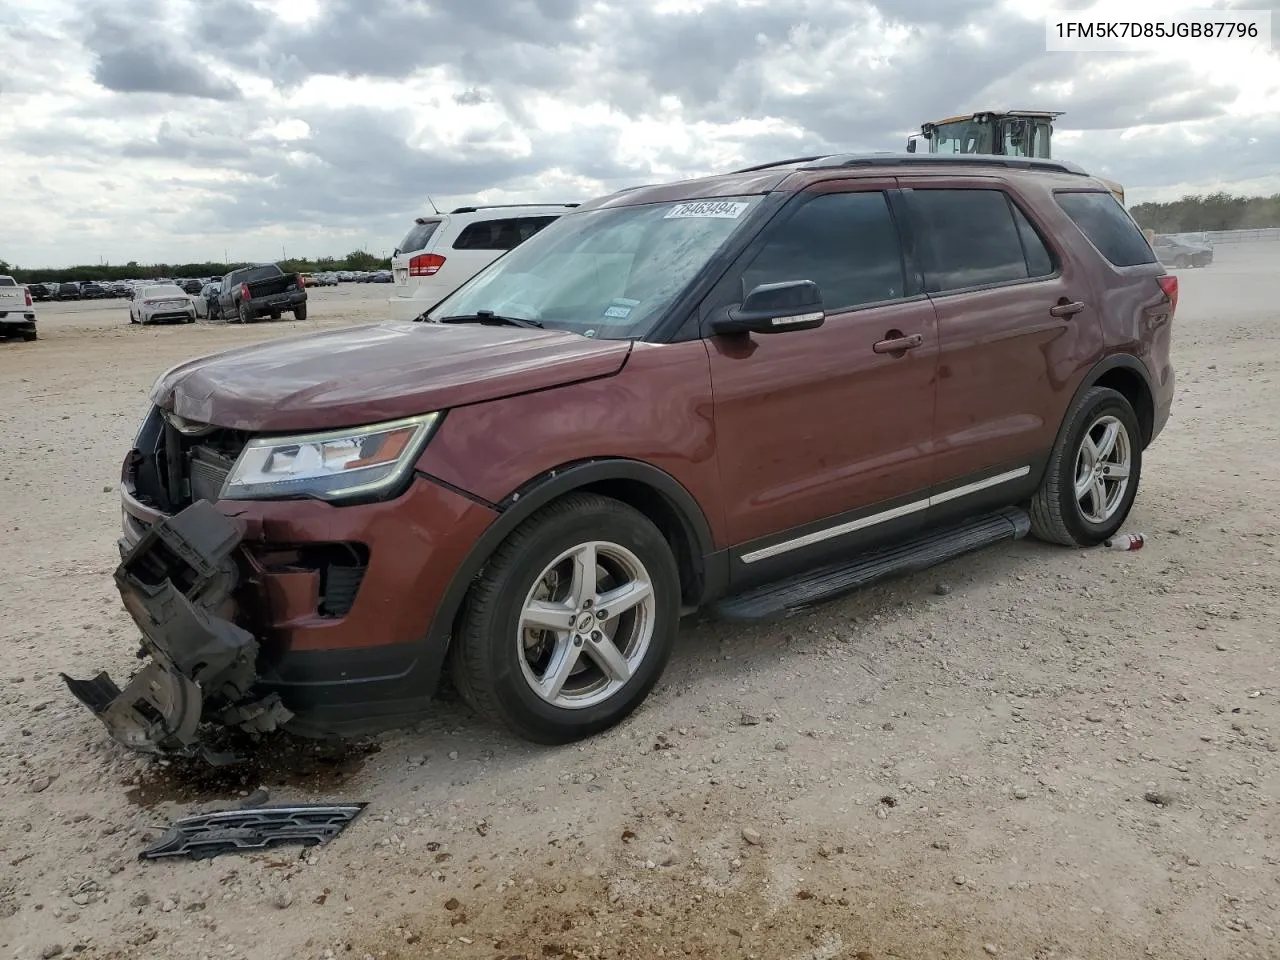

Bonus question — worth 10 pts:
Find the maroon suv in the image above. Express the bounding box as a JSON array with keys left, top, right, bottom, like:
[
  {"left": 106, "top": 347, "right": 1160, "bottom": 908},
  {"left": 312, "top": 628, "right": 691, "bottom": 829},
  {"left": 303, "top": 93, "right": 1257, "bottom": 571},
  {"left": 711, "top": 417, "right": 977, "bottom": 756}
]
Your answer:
[{"left": 64, "top": 154, "right": 1175, "bottom": 759}]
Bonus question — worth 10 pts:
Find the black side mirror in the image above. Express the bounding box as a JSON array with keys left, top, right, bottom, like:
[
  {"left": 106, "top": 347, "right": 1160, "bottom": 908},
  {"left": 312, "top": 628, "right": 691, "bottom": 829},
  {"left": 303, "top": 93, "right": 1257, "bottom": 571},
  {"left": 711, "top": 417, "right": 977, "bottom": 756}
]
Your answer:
[
  {"left": 906, "top": 137, "right": 917, "bottom": 153},
  {"left": 711, "top": 280, "right": 825, "bottom": 336}
]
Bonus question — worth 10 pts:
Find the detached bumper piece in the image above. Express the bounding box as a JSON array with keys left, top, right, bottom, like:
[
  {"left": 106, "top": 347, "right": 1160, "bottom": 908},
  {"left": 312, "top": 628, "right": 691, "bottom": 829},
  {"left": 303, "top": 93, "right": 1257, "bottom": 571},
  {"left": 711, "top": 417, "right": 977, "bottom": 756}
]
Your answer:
[
  {"left": 139, "top": 803, "right": 366, "bottom": 861},
  {"left": 61, "top": 500, "right": 292, "bottom": 760}
]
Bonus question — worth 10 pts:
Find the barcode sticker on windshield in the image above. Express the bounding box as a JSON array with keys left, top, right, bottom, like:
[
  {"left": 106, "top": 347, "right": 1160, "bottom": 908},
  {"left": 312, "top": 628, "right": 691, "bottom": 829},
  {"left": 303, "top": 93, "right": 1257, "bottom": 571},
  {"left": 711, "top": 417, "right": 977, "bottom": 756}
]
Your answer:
[{"left": 665, "top": 200, "right": 749, "bottom": 220}]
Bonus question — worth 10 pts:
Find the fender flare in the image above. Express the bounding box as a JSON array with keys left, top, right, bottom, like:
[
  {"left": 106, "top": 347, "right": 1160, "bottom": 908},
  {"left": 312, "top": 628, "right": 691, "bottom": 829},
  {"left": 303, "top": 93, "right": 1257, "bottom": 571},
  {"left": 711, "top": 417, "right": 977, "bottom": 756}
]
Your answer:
[
  {"left": 1050, "top": 353, "right": 1156, "bottom": 456},
  {"left": 417, "top": 458, "right": 719, "bottom": 682}
]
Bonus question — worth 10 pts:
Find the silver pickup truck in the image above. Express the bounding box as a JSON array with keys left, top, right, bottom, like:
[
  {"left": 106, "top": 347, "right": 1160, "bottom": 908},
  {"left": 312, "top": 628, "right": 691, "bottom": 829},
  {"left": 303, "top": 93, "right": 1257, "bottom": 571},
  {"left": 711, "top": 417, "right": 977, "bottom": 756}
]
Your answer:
[{"left": 0, "top": 276, "right": 36, "bottom": 341}]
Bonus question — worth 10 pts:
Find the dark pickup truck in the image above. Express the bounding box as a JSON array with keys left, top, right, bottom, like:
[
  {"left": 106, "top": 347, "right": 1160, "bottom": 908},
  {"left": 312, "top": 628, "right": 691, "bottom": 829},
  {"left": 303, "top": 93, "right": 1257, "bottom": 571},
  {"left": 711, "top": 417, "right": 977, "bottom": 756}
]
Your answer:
[{"left": 212, "top": 263, "right": 308, "bottom": 323}]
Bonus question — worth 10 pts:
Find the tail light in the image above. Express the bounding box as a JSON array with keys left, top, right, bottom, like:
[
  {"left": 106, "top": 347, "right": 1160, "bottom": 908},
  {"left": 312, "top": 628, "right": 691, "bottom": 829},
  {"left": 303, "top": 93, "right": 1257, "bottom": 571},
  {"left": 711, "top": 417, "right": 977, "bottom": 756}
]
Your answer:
[
  {"left": 297, "top": 275, "right": 305, "bottom": 290},
  {"left": 1157, "top": 275, "right": 1178, "bottom": 313},
  {"left": 409, "top": 253, "right": 445, "bottom": 277},
  {"left": 24, "top": 289, "right": 32, "bottom": 307},
  {"left": 240, "top": 283, "right": 251, "bottom": 301}
]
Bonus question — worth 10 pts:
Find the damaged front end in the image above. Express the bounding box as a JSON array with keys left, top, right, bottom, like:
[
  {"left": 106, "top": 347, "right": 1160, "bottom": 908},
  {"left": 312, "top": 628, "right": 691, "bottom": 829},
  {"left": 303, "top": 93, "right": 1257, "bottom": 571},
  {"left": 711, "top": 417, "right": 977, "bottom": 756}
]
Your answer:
[{"left": 62, "top": 499, "right": 292, "bottom": 762}]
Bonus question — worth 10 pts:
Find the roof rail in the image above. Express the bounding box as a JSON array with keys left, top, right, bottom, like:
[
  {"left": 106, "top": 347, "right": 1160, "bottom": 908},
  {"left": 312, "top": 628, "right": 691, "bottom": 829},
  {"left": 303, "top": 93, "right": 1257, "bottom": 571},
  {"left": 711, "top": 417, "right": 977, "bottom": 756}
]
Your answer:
[
  {"left": 730, "top": 156, "right": 831, "bottom": 174},
  {"left": 447, "top": 202, "right": 581, "bottom": 214},
  {"left": 803, "top": 153, "right": 1088, "bottom": 175}
]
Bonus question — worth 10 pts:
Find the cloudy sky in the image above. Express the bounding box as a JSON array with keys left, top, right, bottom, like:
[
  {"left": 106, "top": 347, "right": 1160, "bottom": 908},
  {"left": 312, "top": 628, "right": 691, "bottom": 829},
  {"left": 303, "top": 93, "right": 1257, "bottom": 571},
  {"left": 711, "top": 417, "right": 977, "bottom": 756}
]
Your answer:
[{"left": 1, "top": 0, "right": 1277, "bottom": 268}]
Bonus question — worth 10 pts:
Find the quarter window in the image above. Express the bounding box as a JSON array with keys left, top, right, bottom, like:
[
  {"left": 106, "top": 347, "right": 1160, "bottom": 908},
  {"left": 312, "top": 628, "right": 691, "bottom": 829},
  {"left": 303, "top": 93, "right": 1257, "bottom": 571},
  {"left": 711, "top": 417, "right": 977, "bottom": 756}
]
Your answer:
[
  {"left": 1055, "top": 191, "right": 1157, "bottom": 267},
  {"left": 739, "top": 191, "right": 907, "bottom": 311},
  {"left": 910, "top": 189, "right": 1051, "bottom": 292}
]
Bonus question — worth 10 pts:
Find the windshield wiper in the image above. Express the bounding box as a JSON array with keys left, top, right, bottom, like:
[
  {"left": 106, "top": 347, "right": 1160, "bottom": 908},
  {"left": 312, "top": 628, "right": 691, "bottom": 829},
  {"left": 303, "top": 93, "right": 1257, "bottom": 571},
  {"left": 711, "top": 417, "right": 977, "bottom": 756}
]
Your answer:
[{"left": 437, "top": 310, "right": 543, "bottom": 329}]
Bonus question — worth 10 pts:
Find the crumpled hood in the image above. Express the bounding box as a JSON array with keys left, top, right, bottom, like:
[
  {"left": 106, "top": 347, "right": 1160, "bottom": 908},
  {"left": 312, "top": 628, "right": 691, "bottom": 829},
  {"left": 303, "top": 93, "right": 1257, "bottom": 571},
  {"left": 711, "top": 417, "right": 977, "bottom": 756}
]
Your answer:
[{"left": 150, "top": 321, "right": 633, "bottom": 432}]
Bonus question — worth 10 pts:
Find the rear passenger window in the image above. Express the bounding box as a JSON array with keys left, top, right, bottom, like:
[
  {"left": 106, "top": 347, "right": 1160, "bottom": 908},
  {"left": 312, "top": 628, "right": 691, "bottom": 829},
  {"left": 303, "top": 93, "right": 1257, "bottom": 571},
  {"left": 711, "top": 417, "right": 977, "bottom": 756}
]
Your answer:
[
  {"left": 740, "top": 192, "right": 906, "bottom": 311},
  {"left": 910, "top": 189, "right": 1039, "bottom": 292},
  {"left": 1055, "top": 191, "right": 1157, "bottom": 267},
  {"left": 453, "top": 216, "right": 559, "bottom": 251}
]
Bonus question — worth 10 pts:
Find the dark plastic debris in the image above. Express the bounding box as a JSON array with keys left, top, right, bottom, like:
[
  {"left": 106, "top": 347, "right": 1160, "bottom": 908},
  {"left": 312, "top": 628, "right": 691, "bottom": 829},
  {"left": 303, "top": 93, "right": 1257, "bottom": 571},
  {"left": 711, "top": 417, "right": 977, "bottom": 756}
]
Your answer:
[{"left": 139, "top": 803, "right": 366, "bottom": 861}]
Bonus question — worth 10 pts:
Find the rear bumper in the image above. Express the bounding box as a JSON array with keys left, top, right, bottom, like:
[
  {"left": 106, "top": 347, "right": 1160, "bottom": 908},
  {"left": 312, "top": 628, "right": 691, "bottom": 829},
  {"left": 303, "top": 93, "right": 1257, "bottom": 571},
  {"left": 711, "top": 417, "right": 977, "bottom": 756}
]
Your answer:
[
  {"left": 0, "top": 312, "right": 36, "bottom": 327},
  {"left": 142, "top": 310, "right": 195, "bottom": 323},
  {"left": 246, "top": 294, "right": 306, "bottom": 316},
  {"left": 65, "top": 463, "right": 498, "bottom": 756}
]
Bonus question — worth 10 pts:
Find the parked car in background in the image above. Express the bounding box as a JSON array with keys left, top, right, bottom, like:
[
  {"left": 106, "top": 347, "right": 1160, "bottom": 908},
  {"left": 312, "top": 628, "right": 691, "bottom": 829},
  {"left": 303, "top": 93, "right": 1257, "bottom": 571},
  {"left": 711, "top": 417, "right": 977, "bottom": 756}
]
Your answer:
[
  {"left": 211, "top": 262, "right": 308, "bottom": 323},
  {"left": 56, "top": 282, "right": 81, "bottom": 300},
  {"left": 1152, "top": 234, "right": 1213, "bottom": 268},
  {"left": 66, "top": 154, "right": 1176, "bottom": 756},
  {"left": 194, "top": 282, "right": 219, "bottom": 319},
  {"left": 181, "top": 278, "right": 204, "bottom": 295},
  {"left": 0, "top": 275, "right": 37, "bottom": 341},
  {"left": 80, "top": 282, "right": 110, "bottom": 299},
  {"left": 129, "top": 283, "right": 196, "bottom": 324},
  {"left": 387, "top": 203, "right": 577, "bottom": 320},
  {"left": 313, "top": 272, "right": 339, "bottom": 286},
  {"left": 26, "top": 282, "right": 56, "bottom": 302}
]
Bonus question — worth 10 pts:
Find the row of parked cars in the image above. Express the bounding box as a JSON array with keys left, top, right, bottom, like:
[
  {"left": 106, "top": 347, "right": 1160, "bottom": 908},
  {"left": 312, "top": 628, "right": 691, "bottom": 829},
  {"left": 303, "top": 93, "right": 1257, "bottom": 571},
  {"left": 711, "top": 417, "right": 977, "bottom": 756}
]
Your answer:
[{"left": 303, "top": 269, "right": 391, "bottom": 285}]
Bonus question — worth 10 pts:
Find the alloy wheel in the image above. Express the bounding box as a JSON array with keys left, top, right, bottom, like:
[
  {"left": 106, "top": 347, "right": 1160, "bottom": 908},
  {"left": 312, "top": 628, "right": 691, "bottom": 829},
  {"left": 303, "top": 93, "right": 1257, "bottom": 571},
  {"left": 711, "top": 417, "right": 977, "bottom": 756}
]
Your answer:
[
  {"left": 1074, "top": 414, "right": 1132, "bottom": 524},
  {"left": 517, "top": 540, "right": 656, "bottom": 710}
]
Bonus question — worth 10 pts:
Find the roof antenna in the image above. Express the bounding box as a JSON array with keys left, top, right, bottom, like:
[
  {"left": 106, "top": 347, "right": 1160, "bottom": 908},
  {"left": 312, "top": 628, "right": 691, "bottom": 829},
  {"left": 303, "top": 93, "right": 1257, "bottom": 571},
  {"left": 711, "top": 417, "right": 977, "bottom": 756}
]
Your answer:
[{"left": 426, "top": 194, "right": 440, "bottom": 214}]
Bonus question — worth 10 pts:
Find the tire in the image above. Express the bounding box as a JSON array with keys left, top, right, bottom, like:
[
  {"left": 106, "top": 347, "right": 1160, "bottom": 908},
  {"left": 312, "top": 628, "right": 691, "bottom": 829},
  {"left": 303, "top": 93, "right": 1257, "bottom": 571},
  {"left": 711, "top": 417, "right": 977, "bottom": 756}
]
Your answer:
[
  {"left": 1029, "top": 386, "right": 1143, "bottom": 547},
  {"left": 129, "top": 312, "right": 138, "bottom": 324},
  {"left": 238, "top": 303, "right": 251, "bottom": 324},
  {"left": 22, "top": 330, "right": 37, "bottom": 342},
  {"left": 449, "top": 492, "right": 681, "bottom": 744},
  {"left": 293, "top": 304, "right": 307, "bottom": 321}
]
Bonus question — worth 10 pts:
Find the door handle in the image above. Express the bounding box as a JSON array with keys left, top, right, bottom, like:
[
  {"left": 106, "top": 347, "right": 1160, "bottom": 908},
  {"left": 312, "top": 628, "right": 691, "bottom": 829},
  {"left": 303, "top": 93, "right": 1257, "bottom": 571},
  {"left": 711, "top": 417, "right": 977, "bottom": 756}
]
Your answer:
[
  {"left": 873, "top": 332, "right": 924, "bottom": 354},
  {"left": 1050, "top": 300, "right": 1086, "bottom": 318}
]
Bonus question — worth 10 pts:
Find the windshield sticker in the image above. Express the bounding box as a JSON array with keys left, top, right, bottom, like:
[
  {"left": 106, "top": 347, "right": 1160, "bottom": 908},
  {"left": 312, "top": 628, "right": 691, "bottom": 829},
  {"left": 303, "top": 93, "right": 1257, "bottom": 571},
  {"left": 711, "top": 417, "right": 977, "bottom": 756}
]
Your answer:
[
  {"left": 664, "top": 200, "right": 750, "bottom": 220},
  {"left": 602, "top": 297, "right": 639, "bottom": 321}
]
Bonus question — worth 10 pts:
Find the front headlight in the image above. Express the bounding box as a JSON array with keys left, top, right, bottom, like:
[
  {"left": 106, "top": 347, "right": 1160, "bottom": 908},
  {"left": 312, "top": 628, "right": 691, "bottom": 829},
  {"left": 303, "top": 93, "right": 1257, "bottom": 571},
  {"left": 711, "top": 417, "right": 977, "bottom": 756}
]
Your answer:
[{"left": 221, "top": 412, "right": 442, "bottom": 502}]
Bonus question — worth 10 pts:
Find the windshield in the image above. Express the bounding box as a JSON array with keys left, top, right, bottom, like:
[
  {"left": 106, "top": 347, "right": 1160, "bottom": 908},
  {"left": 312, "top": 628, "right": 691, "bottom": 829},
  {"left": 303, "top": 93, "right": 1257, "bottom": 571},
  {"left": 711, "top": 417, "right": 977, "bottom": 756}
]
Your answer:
[
  {"left": 929, "top": 119, "right": 994, "bottom": 154},
  {"left": 397, "top": 219, "right": 441, "bottom": 256},
  {"left": 427, "top": 195, "right": 765, "bottom": 339}
]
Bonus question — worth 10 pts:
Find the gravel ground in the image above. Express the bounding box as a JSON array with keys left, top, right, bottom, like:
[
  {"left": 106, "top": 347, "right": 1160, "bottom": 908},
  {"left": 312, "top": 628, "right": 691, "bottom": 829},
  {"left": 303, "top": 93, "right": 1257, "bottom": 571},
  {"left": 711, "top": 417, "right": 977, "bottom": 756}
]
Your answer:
[{"left": 2, "top": 250, "right": 1277, "bottom": 960}]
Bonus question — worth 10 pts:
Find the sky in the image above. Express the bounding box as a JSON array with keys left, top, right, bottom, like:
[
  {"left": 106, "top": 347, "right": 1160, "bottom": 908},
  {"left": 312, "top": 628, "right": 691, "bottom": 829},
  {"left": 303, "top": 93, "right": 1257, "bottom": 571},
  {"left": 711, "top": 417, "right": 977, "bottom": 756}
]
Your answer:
[{"left": 1, "top": 0, "right": 1277, "bottom": 268}]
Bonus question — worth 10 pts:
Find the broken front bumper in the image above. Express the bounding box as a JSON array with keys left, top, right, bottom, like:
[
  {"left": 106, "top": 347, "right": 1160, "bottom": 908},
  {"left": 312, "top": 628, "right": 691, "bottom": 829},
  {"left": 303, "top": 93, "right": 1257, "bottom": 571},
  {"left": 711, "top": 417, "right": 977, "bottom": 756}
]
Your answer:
[{"left": 61, "top": 500, "right": 291, "bottom": 760}]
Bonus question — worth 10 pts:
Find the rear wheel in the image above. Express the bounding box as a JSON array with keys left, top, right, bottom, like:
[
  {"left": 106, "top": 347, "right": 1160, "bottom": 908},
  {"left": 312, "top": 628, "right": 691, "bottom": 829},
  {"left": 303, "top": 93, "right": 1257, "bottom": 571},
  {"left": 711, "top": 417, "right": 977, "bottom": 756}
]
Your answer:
[
  {"left": 293, "top": 304, "right": 307, "bottom": 321},
  {"left": 22, "top": 329, "right": 37, "bottom": 342},
  {"left": 238, "top": 303, "right": 250, "bottom": 324},
  {"left": 449, "top": 493, "right": 680, "bottom": 744},
  {"left": 1029, "top": 387, "right": 1142, "bottom": 547}
]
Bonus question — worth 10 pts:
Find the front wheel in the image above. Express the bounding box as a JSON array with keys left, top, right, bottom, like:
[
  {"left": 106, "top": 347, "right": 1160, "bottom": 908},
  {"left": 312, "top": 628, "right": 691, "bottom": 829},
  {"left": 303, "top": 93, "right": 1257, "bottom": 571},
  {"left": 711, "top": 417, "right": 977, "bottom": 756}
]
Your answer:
[
  {"left": 1029, "top": 386, "right": 1143, "bottom": 546},
  {"left": 449, "top": 493, "right": 681, "bottom": 744}
]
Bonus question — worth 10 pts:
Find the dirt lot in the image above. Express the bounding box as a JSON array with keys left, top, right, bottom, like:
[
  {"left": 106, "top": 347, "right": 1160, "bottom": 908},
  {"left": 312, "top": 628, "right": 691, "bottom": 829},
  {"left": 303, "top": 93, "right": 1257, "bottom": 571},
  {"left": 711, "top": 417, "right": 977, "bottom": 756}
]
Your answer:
[{"left": 2, "top": 250, "right": 1278, "bottom": 960}]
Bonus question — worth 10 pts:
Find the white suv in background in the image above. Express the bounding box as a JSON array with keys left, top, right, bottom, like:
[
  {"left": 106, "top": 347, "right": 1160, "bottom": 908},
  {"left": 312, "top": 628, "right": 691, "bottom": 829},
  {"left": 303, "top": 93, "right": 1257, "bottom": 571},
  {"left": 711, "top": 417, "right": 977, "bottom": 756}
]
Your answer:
[{"left": 387, "top": 203, "right": 578, "bottom": 321}]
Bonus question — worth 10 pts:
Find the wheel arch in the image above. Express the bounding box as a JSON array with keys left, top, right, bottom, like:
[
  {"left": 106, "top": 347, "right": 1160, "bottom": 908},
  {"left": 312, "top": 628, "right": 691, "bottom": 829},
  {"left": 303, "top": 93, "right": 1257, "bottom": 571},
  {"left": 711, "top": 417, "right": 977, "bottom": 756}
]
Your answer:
[
  {"left": 1056, "top": 355, "right": 1157, "bottom": 454},
  {"left": 419, "top": 459, "right": 722, "bottom": 689}
]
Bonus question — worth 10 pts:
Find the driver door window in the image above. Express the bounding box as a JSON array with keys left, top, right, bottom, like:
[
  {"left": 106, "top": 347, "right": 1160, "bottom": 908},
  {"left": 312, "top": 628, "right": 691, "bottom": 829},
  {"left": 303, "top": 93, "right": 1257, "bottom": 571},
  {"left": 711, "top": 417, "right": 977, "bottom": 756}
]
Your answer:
[{"left": 739, "top": 192, "right": 907, "bottom": 311}]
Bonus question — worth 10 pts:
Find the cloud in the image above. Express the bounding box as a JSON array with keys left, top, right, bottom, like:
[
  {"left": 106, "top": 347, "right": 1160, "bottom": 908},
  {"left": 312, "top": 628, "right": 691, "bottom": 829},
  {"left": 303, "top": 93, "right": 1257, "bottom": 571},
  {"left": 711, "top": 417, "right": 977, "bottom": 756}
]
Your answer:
[
  {"left": 84, "top": 1, "right": 242, "bottom": 100},
  {"left": 0, "top": 0, "right": 1277, "bottom": 267}
]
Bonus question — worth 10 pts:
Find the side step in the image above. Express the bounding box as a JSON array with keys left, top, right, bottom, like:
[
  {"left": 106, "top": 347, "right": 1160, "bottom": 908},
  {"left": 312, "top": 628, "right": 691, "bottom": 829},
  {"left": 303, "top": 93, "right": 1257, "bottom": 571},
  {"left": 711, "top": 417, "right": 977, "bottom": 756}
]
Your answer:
[{"left": 710, "top": 507, "right": 1030, "bottom": 622}]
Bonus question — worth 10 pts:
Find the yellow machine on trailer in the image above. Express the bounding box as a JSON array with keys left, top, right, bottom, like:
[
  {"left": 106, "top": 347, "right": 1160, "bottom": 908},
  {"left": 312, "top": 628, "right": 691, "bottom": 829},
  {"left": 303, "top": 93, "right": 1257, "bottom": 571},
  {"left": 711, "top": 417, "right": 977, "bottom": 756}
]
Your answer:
[{"left": 906, "top": 110, "right": 1127, "bottom": 207}]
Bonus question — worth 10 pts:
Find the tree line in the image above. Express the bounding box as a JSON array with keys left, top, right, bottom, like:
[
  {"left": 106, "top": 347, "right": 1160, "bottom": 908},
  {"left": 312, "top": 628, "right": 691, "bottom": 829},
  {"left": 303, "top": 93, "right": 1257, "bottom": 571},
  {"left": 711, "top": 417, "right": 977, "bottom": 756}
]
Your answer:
[
  {"left": 0, "top": 250, "right": 391, "bottom": 284},
  {"left": 1130, "top": 191, "right": 1280, "bottom": 234}
]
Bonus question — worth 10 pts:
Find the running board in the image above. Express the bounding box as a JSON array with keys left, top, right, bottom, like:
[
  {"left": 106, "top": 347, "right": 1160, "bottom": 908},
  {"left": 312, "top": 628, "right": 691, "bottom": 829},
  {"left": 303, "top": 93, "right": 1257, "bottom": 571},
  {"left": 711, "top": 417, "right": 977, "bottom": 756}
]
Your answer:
[{"left": 710, "top": 507, "right": 1030, "bottom": 622}]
